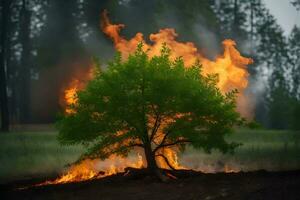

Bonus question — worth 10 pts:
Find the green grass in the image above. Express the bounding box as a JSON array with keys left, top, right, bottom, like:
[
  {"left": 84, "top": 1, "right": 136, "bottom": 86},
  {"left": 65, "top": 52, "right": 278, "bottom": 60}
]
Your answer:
[
  {"left": 181, "top": 129, "right": 300, "bottom": 172},
  {"left": 0, "top": 131, "right": 83, "bottom": 182},
  {"left": 0, "top": 129, "right": 300, "bottom": 182}
]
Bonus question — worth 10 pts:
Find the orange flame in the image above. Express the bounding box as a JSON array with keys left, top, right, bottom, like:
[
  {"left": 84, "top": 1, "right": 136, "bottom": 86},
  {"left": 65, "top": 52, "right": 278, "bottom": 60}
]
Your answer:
[
  {"left": 101, "top": 10, "right": 253, "bottom": 118},
  {"left": 38, "top": 154, "right": 144, "bottom": 186},
  {"left": 63, "top": 79, "right": 79, "bottom": 114},
  {"left": 60, "top": 67, "right": 94, "bottom": 114},
  {"left": 50, "top": 11, "right": 252, "bottom": 186}
]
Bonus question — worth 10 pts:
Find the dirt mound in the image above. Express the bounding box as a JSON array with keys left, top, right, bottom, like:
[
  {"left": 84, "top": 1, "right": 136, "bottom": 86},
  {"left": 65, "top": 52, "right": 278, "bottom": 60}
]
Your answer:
[{"left": 1, "top": 170, "right": 300, "bottom": 200}]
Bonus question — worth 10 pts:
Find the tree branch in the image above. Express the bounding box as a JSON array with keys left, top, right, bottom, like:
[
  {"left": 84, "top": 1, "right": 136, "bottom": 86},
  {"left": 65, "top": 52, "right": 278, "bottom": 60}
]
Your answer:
[
  {"left": 79, "top": 142, "right": 144, "bottom": 164},
  {"left": 156, "top": 154, "right": 176, "bottom": 170},
  {"left": 157, "top": 130, "right": 170, "bottom": 147},
  {"left": 149, "top": 107, "right": 161, "bottom": 142},
  {"left": 120, "top": 142, "right": 144, "bottom": 150},
  {"left": 105, "top": 142, "right": 144, "bottom": 156},
  {"left": 153, "top": 139, "right": 191, "bottom": 153}
]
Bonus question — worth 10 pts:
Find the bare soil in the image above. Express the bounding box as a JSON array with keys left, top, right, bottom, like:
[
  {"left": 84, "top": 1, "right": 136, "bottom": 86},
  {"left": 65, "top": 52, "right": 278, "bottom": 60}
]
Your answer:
[{"left": 1, "top": 169, "right": 300, "bottom": 200}]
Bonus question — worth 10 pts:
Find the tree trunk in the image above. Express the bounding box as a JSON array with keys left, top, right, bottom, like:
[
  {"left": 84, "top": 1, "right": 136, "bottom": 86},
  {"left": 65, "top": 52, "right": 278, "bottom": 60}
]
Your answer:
[
  {"left": 250, "top": 0, "right": 254, "bottom": 54},
  {"left": 232, "top": 0, "right": 238, "bottom": 38},
  {"left": 143, "top": 139, "right": 169, "bottom": 182},
  {"left": 19, "top": 0, "right": 31, "bottom": 123},
  {"left": 0, "top": 0, "right": 10, "bottom": 132}
]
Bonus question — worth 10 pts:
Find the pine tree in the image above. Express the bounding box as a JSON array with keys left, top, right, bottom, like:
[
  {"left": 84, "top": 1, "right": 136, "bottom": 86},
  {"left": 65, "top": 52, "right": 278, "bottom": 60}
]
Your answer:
[
  {"left": 257, "top": 12, "right": 291, "bottom": 129},
  {"left": 291, "top": 0, "right": 300, "bottom": 10},
  {"left": 2, "top": 0, "right": 48, "bottom": 124},
  {"left": 288, "top": 26, "right": 300, "bottom": 130},
  {"left": 33, "top": 0, "right": 87, "bottom": 122},
  {"left": 213, "top": 0, "right": 248, "bottom": 44},
  {"left": 18, "top": 0, "right": 32, "bottom": 123},
  {"left": 0, "top": 0, "right": 10, "bottom": 131},
  {"left": 289, "top": 26, "right": 300, "bottom": 99}
]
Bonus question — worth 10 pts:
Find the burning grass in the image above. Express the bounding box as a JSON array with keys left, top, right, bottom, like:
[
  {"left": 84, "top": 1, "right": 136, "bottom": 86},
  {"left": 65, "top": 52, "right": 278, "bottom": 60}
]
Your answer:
[{"left": 1, "top": 129, "right": 299, "bottom": 184}]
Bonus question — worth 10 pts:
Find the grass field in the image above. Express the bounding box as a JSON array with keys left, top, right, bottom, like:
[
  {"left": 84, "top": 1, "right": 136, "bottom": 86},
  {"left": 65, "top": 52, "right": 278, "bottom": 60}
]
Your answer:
[
  {"left": 181, "top": 129, "right": 300, "bottom": 172},
  {"left": 0, "top": 131, "right": 83, "bottom": 182},
  {"left": 0, "top": 128, "right": 300, "bottom": 183}
]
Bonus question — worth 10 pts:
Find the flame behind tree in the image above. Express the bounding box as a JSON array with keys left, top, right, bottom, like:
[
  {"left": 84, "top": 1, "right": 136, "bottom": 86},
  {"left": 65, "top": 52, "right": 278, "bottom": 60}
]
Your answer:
[
  {"left": 101, "top": 10, "right": 253, "bottom": 118},
  {"left": 57, "top": 44, "right": 241, "bottom": 181}
]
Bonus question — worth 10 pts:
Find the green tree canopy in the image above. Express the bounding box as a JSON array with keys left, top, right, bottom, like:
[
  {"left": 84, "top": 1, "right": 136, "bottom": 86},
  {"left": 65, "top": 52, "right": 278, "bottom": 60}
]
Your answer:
[{"left": 57, "top": 44, "right": 242, "bottom": 180}]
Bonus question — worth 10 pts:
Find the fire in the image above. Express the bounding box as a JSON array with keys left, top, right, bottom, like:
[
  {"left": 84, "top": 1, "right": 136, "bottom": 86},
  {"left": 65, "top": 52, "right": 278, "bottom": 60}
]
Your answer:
[
  {"left": 156, "top": 148, "right": 185, "bottom": 170},
  {"left": 65, "top": 86, "right": 77, "bottom": 106},
  {"left": 37, "top": 159, "right": 98, "bottom": 185},
  {"left": 63, "top": 79, "right": 79, "bottom": 114},
  {"left": 49, "top": 10, "right": 252, "bottom": 186},
  {"left": 38, "top": 154, "right": 144, "bottom": 186},
  {"left": 60, "top": 66, "right": 94, "bottom": 114},
  {"left": 64, "top": 11, "right": 253, "bottom": 117},
  {"left": 101, "top": 10, "right": 253, "bottom": 118}
]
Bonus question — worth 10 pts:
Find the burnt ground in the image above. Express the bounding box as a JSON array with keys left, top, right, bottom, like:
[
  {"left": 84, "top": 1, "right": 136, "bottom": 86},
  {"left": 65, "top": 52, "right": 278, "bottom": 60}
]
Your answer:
[{"left": 1, "top": 169, "right": 300, "bottom": 200}]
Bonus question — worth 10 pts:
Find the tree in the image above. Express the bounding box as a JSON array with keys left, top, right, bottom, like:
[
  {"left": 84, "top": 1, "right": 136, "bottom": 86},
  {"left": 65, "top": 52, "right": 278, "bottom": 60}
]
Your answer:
[
  {"left": 18, "top": 0, "right": 32, "bottom": 123},
  {"left": 288, "top": 26, "right": 300, "bottom": 130},
  {"left": 33, "top": 0, "right": 87, "bottom": 123},
  {"left": 291, "top": 0, "right": 300, "bottom": 10},
  {"left": 58, "top": 44, "right": 241, "bottom": 180},
  {"left": 0, "top": 0, "right": 10, "bottom": 131},
  {"left": 2, "top": 0, "right": 48, "bottom": 124},
  {"left": 212, "top": 0, "right": 297, "bottom": 128},
  {"left": 213, "top": 0, "right": 248, "bottom": 44},
  {"left": 289, "top": 26, "right": 300, "bottom": 99},
  {"left": 38, "top": 0, "right": 83, "bottom": 68},
  {"left": 248, "top": 4, "right": 290, "bottom": 128},
  {"left": 268, "top": 79, "right": 294, "bottom": 129}
]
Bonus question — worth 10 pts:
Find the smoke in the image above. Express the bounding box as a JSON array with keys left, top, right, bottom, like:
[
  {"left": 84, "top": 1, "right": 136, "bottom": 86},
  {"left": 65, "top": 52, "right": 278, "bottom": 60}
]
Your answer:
[
  {"left": 30, "top": 58, "right": 91, "bottom": 123},
  {"left": 152, "top": 5, "right": 221, "bottom": 59},
  {"left": 78, "top": 24, "right": 116, "bottom": 62},
  {"left": 30, "top": 1, "right": 254, "bottom": 122},
  {"left": 192, "top": 22, "right": 221, "bottom": 59}
]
